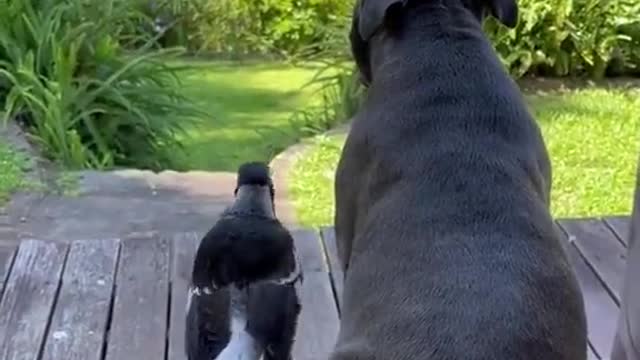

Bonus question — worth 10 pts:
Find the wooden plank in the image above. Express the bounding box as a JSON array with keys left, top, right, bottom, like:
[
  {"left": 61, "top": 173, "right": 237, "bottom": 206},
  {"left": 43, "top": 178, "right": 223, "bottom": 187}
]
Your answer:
[
  {"left": 291, "top": 230, "right": 339, "bottom": 360},
  {"left": 561, "top": 234, "right": 619, "bottom": 359},
  {"left": 0, "top": 239, "right": 68, "bottom": 359},
  {"left": 167, "top": 232, "right": 200, "bottom": 360},
  {"left": 292, "top": 229, "right": 327, "bottom": 272},
  {"left": 105, "top": 235, "right": 171, "bottom": 360},
  {"left": 292, "top": 271, "right": 340, "bottom": 360},
  {"left": 0, "top": 246, "right": 16, "bottom": 298},
  {"left": 603, "top": 216, "right": 630, "bottom": 247},
  {"left": 40, "top": 239, "right": 120, "bottom": 360},
  {"left": 320, "top": 227, "right": 344, "bottom": 316},
  {"left": 558, "top": 218, "right": 626, "bottom": 303}
]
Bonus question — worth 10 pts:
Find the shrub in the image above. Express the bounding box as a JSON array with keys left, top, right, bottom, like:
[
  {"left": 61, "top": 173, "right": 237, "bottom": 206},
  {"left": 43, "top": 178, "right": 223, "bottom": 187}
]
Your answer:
[
  {"left": 145, "top": 0, "right": 353, "bottom": 56},
  {"left": 293, "top": 0, "right": 640, "bottom": 78},
  {"left": 145, "top": 0, "right": 640, "bottom": 77},
  {"left": 289, "top": 67, "right": 362, "bottom": 136},
  {"left": 485, "top": 0, "right": 640, "bottom": 78},
  {"left": 181, "top": 0, "right": 267, "bottom": 55},
  {"left": 0, "top": 0, "right": 204, "bottom": 170},
  {"left": 288, "top": 11, "right": 363, "bottom": 134},
  {"left": 257, "top": 0, "right": 353, "bottom": 55}
]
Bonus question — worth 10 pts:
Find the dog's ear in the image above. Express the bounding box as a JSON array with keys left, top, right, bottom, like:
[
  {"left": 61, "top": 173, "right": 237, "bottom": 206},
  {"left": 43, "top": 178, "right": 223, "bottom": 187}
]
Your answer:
[
  {"left": 357, "top": 0, "right": 407, "bottom": 40},
  {"left": 485, "top": 0, "right": 518, "bottom": 28},
  {"left": 350, "top": 10, "right": 372, "bottom": 86}
]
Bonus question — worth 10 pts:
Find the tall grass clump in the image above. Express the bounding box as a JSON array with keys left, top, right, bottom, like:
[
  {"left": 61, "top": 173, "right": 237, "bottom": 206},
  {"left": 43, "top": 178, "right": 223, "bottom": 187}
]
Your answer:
[
  {"left": 0, "top": 0, "right": 204, "bottom": 170},
  {"left": 288, "top": 12, "right": 364, "bottom": 135}
]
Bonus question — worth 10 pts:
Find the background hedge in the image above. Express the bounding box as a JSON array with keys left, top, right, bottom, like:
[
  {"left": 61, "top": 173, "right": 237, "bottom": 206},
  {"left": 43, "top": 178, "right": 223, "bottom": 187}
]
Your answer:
[
  {"left": 2, "top": 0, "right": 639, "bottom": 171},
  {"left": 150, "top": 0, "right": 640, "bottom": 77}
]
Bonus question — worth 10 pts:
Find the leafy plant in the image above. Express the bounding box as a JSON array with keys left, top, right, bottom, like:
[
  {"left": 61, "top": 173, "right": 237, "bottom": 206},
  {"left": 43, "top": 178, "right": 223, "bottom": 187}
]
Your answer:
[
  {"left": 139, "top": 0, "right": 353, "bottom": 56},
  {"left": 288, "top": 10, "right": 363, "bottom": 136},
  {"left": 485, "top": 0, "right": 640, "bottom": 78},
  {"left": 0, "top": 142, "right": 31, "bottom": 204},
  {"left": 566, "top": 0, "right": 639, "bottom": 78},
  {"left": 617, "top": 21, "right": 640, "bottom": 74},
  {"left": 290, "top": 66, "right": 362, "bottom": 136},
  {"left": 0, "top": 0, "right": 205, "bottom": 170}
]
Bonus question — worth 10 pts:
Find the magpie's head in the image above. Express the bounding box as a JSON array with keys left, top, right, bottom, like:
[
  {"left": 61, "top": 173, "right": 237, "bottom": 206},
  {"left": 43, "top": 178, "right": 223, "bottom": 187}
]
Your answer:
[{"left": 234, "top": 161, "right": 274, "bottom": 200}]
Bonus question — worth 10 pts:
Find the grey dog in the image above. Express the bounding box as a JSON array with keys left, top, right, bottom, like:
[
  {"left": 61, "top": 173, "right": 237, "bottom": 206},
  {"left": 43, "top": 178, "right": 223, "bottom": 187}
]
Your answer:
[{"left": 331, "top": 0, "right": 588, "bottom": 359}]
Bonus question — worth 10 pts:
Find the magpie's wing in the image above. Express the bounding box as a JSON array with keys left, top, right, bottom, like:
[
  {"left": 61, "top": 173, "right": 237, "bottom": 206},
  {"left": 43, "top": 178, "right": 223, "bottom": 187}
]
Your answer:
[
  {"left": 192, "top": 217, "right": 239, "bottom": 290},
  {"left": 185, "top": 288, "right": 232, "bottom": 360},
  {"left": 192, "top": 216, "right": 297, "bottom": 290}
]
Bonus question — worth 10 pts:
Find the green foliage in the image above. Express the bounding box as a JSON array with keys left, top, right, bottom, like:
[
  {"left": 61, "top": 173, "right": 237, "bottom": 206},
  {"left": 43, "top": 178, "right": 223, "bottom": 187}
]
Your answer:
[
  {"left": 0, "top": 142, "right": 30, "bottom": 204},
  {"left": 485, "top": 0, "right": 640, "bottom": 78},
  {"left": 287, "top": 11, "right": 361, "bottom": 135},
  {"left": 257, "top": 0, "right": 353, "bottom": 54},
  {"left": 146, "top": 0, "right": 353, "bottom": 56},
  {"left": 147, "top": 0, "right": 640, "bottom": 78},
  {"left": 288, "top": 0, "right": 640, "bottom": 78},
  {"left": 0, "top": 0, "right": 204, "bottom": 170},
  {"left": 291, "top": 88, "right": 640, "bottom": 227},
  {"left": 288, "top": 0, "right": 640, "bottom": 136},
  {"left": 289, "top": 65, "right": 363, "bottom": 136},
  {"left": 136, "top": 0, "right": 260, "bottom": 54}
]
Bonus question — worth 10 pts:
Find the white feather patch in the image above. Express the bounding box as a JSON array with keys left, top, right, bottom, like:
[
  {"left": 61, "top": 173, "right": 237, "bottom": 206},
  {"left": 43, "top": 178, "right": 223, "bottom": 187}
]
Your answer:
[{"left": 216, "top": 313, "right": 264, "bottom": 360}]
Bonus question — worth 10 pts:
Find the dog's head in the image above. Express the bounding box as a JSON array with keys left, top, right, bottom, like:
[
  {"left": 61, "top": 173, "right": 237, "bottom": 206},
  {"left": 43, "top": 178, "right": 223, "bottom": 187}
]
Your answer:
[{"left": 351, "top": 0, "right": 519, "bottom": 85}]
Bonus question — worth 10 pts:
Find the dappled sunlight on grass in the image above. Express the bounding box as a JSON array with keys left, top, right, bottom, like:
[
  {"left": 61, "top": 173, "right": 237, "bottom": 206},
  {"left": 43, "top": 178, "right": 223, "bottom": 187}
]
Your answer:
[
  {"left": 289, "top": 135, "right": 346, "bottom": 227},
  {"left": 168, "top": 61, "right": 320, "bottom": 171},
  {"left": 291, "top": 88, "right": 640, "bottom": 227},
  {"left": 532, "top": 88, "right": 640, "bottom": 217}
]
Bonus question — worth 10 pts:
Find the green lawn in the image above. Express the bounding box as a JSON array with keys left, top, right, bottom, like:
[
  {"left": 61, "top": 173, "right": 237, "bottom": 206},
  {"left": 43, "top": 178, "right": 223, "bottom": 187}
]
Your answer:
[
  {"left": 290, "top": 87, "right": 640, "bottom": 227},
  {"left": 169, "top": 60, "right": 320, "bottom": 171},
  {"left": 0, "top": 142, "right": 29, "bottom": 205}
]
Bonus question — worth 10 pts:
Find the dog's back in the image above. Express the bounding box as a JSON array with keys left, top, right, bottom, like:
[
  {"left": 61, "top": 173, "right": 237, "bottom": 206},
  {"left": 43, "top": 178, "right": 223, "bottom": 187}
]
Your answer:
[{"left": 332, "top": 1, "right": 587, "bottom": 359}]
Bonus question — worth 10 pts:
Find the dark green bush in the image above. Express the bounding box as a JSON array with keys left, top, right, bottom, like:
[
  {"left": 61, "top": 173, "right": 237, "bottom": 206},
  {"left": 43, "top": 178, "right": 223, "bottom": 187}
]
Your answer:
[
  {"left": 0, "top": 0, "right": 204, "bottom": 170},
  {"left": 145, "top": 0, "right": 353, "bottom": 56},
  {"left": 484, "top": 0, "right": 640, "bottom": 78},
  {"left": 146, "top": 0, "right": 640, "bottom": 77},
  {"left": 257, "top": 0, "right": 353, "bottom": 55}
]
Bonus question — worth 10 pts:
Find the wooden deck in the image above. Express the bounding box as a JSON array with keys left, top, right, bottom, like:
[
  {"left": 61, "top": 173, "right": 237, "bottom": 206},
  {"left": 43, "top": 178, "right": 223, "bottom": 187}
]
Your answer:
[{"left": 0, "top": 216, "right": 631, "bottom": 360}]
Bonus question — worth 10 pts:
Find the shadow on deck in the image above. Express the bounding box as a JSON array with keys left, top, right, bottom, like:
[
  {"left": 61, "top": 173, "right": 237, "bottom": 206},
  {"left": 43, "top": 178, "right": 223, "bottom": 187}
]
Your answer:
[{"left": 0, "top": 216, "right": 630, "bottom": 359}]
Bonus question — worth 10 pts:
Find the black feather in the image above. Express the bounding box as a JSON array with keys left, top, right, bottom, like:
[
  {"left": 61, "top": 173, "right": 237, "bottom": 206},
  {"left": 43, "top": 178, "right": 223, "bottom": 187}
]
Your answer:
[{"left": 237, "top": 162, "right": 272, "bottom": 188}]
